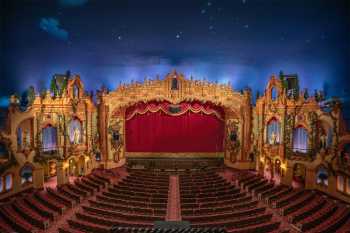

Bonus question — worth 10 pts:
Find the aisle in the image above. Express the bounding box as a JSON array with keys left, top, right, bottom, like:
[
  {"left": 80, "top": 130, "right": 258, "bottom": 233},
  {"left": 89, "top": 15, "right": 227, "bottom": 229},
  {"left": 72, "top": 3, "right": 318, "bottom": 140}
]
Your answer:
[{"left": 166, "top": 175, "right": 182, "bottom": 221}]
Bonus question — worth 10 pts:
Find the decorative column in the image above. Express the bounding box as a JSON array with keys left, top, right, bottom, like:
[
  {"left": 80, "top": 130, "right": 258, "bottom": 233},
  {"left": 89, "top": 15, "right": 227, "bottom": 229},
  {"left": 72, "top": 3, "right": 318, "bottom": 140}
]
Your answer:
[
  {"left": 56, "top": 160, "right": 68, "bottom": 185},
  {"left": 242, "top": 89, "right": 252, "bottom": 161},
  {"left": 281, "top": 163, "right": 293, "bottom": 185},
  {"left": 33, "top": 167, "right": 44, "bottom": 189},
  {"left": 97, "top": 97, "right": 109, "bottom": 168}
]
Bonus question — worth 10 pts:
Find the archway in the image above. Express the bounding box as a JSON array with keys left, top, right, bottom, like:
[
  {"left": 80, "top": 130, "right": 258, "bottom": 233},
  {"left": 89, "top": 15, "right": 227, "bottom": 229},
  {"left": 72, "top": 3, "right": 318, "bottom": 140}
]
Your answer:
[
  {"left": 20, "top": 164, "right": 33, "bottom": 185},
  {"left": 69, "top": 117, "right": 83, "bottom": 145},
  {"left": 78, "top": 156, "right": 85, "bottom": 176},
  {"left": 316, "top": 165, "right": 329, "bottom": 186},
  {"left": 42, "top": 124, "right": 58, "bottom": 153},
  {"left": 293, "top": 126, "right": 309, "bottom": 154},
  {"left": 292, "top": 163, "right": 306, "bottom": 188},
  {"left": 266, "top": 118, "right": 281, "bottom": 145},
  {"left": 68, "top": 158, "right": 77, "bottom": 177},
  {"left": 101, "top": 71, "right": 250, "bottom": 167},
  {"left": 43, "top": 160, "right": 58, "bottom": 189}
]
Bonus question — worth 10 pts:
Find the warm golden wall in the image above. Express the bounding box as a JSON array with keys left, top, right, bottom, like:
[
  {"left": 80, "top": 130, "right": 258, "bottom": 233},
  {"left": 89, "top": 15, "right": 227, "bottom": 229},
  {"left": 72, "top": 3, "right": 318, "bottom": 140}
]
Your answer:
[
  {"left": 1, "top": 71, "right": 350, "bottom": 203},
  {"left": 0, "top": 75, "right": 97, "bottom": 199}
]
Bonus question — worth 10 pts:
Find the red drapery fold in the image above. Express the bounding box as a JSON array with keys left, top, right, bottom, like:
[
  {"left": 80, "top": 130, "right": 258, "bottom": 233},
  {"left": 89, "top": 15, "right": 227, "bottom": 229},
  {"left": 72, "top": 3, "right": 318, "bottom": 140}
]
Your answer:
[{"left": 125, "top": 101, "right": 224, "bottom": 152}]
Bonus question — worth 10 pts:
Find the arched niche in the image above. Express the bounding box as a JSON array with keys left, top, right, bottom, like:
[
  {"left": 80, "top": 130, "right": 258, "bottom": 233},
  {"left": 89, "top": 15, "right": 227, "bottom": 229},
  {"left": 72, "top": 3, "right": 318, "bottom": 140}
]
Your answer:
[
  {"left": 171, "top": 77, "right": 179, "bottom": 90},
  {"left": 0, "top": 141, "right": 9, "bottom": 163},
  {"left": 293, "top": 126, "right": 309, "bottom": 153},
  {"left": 316, "top": 165, "right": 329, "bottom": 186},
  {"left": 266, "top": 117, "right": 281, "bottom": 145},
  {"left": 271, "top": 87, "right": 278, "bottom": 101},
  {"left": 340, "top": 143, "right": 350, "bottom": 168},
  {"left": 69, "top": 117, "right": 83, "bottom": 145},
  {"left": 67, "top": 75, "right": 84, "bottom": 99},
  {"left": 42, "top": 124, "right": 58, "bottom": 153},
  {"left": 78, "top": 156, "right": 85, "bottom": 176},
  {"left": 73, "top": 83, "right": 80, "bottom": 99},
  {"left": 292, "top": 163, "right": 306, "bottom": 188},
  {"left": 265, "top": 75, "right": 283, "bottom": 101},
  {"left": 16, "top": 118, "right": 34, "bottom": 151},
  {"left": 68, "top": 158, "right": 77, "bottom": 176},
  {"left": 20, "top": 163, "right": 33, "bottom": 185}
]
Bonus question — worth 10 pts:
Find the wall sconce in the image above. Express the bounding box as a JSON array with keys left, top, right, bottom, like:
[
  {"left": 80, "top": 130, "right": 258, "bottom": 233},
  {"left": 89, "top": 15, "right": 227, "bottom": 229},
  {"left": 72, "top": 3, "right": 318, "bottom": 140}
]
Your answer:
[
  {"left": 260, "top": 156, "right": 264, "bottom": 164},
  {"left": 281, "top": 163, "right": 287, "bottom": 171},
  {"left": 63, "top": 162, "right": 69, "bottom": 169}
]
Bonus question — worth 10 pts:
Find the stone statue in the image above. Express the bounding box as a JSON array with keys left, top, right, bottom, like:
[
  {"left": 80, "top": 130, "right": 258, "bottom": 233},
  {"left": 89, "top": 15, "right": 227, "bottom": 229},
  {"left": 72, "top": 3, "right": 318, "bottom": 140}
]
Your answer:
[
  {"left": 270, "top": 131, "right": 278, "bottom": 145},
  {"left": 73, "top": 127, "right": 80, "bottom": 144},
  {"left": 320, "top": 133, "right": 327, "bottom": 150}
]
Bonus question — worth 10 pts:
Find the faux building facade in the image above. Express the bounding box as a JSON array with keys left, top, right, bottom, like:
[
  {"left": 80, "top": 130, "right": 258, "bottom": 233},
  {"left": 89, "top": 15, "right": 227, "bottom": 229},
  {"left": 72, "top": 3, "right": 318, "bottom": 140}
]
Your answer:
[{"left": 0, "top": 71, "right": 349, "bottom": 203}]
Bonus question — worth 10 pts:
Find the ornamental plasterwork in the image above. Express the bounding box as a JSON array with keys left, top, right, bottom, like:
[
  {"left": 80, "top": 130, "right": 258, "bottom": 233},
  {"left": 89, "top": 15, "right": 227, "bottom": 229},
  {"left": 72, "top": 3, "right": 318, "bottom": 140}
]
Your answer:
[{"left": 103, "top": 71, "right": 246, "bottom": 115}]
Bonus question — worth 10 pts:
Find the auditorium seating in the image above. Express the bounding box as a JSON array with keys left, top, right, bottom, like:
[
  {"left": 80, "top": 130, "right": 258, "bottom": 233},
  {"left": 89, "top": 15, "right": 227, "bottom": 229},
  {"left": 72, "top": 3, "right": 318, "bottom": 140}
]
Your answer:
[
  {"left": 179, "top": 171, "right": 281, "bottom": 232},
  {"left": 0, "top": 204, "right": 38, "bottom": 233},
  {"left": 2, "top": 166, "right": 350, "bottom": 233},
  {"left": 110, "top": 226, "right": 227, "bottom": 233},
  {"left": 230, "top": 170, "right": 350, "bottom": 232},
  {"left": 0, "top": 168, "right": 114, "bottom": 233},
  {"left": 60, "top": 169, "right": 170, "bottom": 232}
]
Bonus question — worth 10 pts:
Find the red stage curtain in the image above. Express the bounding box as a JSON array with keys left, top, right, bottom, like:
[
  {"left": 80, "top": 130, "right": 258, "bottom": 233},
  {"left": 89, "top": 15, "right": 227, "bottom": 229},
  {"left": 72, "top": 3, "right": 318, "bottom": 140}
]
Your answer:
[{"left": 125, "top": 101, "right": 224, "bottom": 152}]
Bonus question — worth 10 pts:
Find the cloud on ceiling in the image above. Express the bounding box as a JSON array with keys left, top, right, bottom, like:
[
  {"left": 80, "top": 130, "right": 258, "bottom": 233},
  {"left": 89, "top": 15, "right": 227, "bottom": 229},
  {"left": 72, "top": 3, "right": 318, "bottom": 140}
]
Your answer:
[{"left": 39, "top": 17, "right": 69, "bottom": 41}]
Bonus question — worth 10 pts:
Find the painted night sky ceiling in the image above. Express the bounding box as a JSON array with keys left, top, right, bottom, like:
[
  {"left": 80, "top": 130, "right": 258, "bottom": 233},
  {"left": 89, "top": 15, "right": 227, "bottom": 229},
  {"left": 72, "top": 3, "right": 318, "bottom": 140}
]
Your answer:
[{"left": 0, "top": 0, "right": 349, "bottom": 106}]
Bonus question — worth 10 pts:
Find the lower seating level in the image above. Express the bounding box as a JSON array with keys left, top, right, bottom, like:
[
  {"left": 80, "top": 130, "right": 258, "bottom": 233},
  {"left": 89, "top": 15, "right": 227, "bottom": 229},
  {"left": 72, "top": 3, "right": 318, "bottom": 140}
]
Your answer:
[{"left": 0, "top": 166, "right": 349, "bottom": 233}]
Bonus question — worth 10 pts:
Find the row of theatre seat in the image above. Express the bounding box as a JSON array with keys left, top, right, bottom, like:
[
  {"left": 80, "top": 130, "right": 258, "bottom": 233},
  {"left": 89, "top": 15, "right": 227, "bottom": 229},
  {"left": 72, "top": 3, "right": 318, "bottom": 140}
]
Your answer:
[
  {"left": 111, "top": 227, "right": 226, "bottom": 233},
  {"left": 179, "top": 171, "right": 282, "bottom": 233},
  {"left": 60, "top": 170, "right": 170, "bottom": 233},
  {"left": 234, "top": 171, "right": 350, "bottom": 233},
  {"left": 0, "top": 170, "right": 112, "bottom": 233}
]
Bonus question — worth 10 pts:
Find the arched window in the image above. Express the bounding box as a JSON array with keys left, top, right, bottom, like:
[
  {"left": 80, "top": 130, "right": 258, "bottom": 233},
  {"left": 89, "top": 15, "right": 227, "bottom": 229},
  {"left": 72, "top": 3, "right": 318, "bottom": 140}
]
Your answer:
[
  {"left": 292, "top": 163, "right": 306, "bottom": 188},
  {"left": 267, "top": 118, "right": 280, "bottom": 145},
  {"left": 5, "top": 174, "right": 13, "bottom": 191},
  {"left": 0, "top": 142, "right": 8, "bottom": 160},
  {"left": 21, "top": 165, "right": 33, "bottom": 184},
  {"left": 316, "top": 166, "right": 328, "bottom": 186},
  {"left": 69, "top": 118, "right": 82, "bottom": 144},
  {"left": 95, "top": 152, "right": 101, "bottom": 161},
  {"left": 171, "top": 78, "right": 179, "bottom": 90},
  {"left": 271, "top": 87, "right": 277, "bottom": 101},
  {"left": 73, "top": 84, "right": 79, "bottom": 98},
  {"left": 293, "top": 126, "right": 308, "bottom": 153},
  {"left": 42, "top": 124, "right": 57, "bottom": 152},
  {"left": 17, "top": 127, "right": 22, "bottom": 149}
]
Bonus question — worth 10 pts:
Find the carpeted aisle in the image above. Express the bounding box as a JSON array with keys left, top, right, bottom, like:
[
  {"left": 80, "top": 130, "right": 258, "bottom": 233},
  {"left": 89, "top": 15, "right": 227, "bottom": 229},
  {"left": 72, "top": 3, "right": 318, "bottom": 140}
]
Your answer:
[{"left": 166, "top": 175, "right": 181, "bottom": 221}]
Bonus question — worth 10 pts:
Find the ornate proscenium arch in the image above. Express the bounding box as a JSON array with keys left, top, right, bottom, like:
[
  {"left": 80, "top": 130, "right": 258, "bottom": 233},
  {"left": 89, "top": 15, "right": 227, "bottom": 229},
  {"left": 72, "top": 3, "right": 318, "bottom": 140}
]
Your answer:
[{"left": 97, "top": 71, "right": 252, "bottom": 168}]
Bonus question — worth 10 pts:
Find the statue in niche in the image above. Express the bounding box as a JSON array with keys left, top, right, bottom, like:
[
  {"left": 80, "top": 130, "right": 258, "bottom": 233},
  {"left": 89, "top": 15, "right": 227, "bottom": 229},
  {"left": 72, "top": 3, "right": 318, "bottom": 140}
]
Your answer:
[
  {"left": 269, "top": 131, "right": 278, "bottom": 145},
  {"left": 319, "top": 131, "right": 327, "bottom": 151},
  {"left": 108, "top": 118, "right": 124, "bottom": 162},
  {"left": 226, "top": 120, "right": 240, "bottom": 162},
  {"left": 73, "top": 127, "right": 80, "bottom": 144}
]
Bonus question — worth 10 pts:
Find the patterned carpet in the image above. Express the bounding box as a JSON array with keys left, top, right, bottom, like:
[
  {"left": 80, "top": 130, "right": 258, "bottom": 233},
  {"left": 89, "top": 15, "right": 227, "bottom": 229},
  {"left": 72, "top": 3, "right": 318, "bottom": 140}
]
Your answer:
[{"left": 166, "top": 175, "right": 181, "bottom": 221}]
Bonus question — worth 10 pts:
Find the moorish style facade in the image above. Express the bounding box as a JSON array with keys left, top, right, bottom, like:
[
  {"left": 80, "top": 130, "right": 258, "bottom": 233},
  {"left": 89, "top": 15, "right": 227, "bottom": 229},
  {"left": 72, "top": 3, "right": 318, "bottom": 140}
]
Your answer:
[{"left": 0, "top": 70, "right": 349, "bottom": 203}]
